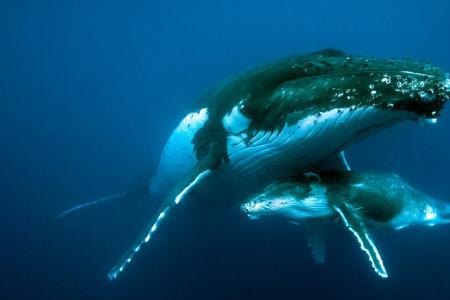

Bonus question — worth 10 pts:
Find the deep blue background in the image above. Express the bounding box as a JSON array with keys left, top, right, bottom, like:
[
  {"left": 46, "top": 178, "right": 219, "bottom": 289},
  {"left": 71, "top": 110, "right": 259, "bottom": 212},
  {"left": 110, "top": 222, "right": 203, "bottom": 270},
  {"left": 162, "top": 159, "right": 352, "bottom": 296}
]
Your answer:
[{"left": 2, "top": 0, "right": 450, "bottom": 299}]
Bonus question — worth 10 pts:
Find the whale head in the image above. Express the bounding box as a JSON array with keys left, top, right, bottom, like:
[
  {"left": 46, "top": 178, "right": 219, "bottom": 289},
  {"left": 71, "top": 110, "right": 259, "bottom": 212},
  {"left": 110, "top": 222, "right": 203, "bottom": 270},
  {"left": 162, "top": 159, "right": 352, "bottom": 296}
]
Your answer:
[
  {"left": 318, "top": 64, "right": 450, "bottom": 128},
  {"left": 391, "top": 72, "right": 450, "bottom": 124},
  {"left": 241, "top": 181, "right": 334, "bottom": 221},
  {"left": 238, "top": 52, "right": 450, "bottom": 130},
  {"left": 194, "top": 51, "right": 450, "bottom": 171}
]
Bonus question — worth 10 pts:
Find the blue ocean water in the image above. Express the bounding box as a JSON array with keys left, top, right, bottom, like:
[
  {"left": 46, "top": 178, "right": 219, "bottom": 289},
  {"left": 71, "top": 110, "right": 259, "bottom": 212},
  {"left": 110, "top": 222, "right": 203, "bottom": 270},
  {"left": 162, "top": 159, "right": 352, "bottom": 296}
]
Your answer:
[{"left": 2, "top": 0, "right": 450, "bottom": 299}]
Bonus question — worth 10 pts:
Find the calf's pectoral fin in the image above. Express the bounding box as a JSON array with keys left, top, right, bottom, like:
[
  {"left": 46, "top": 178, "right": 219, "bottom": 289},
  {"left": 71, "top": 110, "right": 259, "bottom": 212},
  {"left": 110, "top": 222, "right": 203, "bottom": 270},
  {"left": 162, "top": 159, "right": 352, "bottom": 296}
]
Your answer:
[
  {"left": 107, "top": 162, "right": 211, "bottom": 280},
  {"left": 332, "top": 202, "right": 388, "bottom": 278},
  {"left": 290, "top": 220, "right": 326, "bottom": 264},
  {"left": 306, "top": 225, "right": 326, "bottom": 265}
]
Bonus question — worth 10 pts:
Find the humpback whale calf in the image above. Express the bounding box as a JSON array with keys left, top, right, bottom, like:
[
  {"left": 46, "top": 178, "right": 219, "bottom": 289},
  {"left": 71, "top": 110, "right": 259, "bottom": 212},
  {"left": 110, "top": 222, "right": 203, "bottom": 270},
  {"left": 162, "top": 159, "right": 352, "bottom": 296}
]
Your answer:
[
  {"left": 241, "top": 171, "right": 450, "bottom": 278},
  {"left": 63, "top": 49, "right": 449, "bottom": 280}
]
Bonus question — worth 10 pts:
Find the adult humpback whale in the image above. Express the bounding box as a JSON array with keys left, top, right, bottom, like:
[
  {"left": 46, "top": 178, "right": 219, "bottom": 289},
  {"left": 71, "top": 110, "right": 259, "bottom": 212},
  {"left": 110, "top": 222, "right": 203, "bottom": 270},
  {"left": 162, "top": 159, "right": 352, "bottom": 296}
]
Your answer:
[
  {"left": 87, "top": 49, "right": 449, "bottom": 280},
  {"left": 241, "top": 171, "right": 450, "bottom": 278}
]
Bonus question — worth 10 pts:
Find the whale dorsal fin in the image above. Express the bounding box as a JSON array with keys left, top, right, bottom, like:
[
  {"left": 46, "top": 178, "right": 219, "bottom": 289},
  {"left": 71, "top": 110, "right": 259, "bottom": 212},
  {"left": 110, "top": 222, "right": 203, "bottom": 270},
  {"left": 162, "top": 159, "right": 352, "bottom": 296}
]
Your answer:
[{"left": 332, "top": 202, "right": 388, "bottom": 278}]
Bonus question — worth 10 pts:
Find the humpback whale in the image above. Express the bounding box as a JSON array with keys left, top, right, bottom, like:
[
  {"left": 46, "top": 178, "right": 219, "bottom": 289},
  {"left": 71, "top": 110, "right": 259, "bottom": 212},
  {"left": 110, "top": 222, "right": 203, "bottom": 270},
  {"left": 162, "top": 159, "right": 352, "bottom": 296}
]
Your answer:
[
  {"left": 241, "top": 171, "right": 450, "bottom": 278},
  {"left": 59, "top": 49, "right": 449, "bottom": 280},
  {"left": 107, "top": 50, "right": 450, "bottom": 280}
]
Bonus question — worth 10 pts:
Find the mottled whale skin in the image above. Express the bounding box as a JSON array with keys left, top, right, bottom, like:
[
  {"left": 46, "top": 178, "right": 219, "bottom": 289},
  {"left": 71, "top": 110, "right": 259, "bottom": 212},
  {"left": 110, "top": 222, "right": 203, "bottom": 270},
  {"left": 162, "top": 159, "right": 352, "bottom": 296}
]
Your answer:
[
  {"left": 242, "top": 171, "right": 450, "bottom": 278},
  {"left": 107, "top": 50, "right": 450, "bottom": 279}
]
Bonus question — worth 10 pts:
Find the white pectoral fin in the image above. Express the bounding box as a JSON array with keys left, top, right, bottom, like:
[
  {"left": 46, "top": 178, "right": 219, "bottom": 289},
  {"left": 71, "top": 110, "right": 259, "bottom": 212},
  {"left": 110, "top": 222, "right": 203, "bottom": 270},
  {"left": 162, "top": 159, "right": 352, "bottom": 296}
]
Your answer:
[
  {"left": 317, "top": 151, "right": 351, "bottom": 171},
  {"left": 107, "top": 165, "right": 211, "bottom": 280},
  {"left": 333, "top": 203, "right": 388, "bottom": 279}
]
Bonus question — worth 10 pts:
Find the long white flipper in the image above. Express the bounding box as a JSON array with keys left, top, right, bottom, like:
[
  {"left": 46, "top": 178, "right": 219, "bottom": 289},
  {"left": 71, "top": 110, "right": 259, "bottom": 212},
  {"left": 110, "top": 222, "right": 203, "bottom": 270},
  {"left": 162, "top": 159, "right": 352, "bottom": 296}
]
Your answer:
[
  {"left": 55, "top": 193, "right": 126, "bottom": 220},
  {"left": 333, "top": 202, "right": 388, "bottom": 278},
  {"left": 107, "top": 167, "right": 211, "bottom": 280}
]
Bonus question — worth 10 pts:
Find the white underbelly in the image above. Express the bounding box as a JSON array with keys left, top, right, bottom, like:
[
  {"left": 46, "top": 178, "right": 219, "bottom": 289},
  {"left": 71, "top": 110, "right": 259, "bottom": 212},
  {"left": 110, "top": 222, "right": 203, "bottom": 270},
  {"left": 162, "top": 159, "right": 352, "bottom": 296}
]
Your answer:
[
  {"left": 150, "top": 106, "right": 415, "bottom": 204},
  {"left": 190, "top": 107, "right": 415, "bottom": 204}
]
